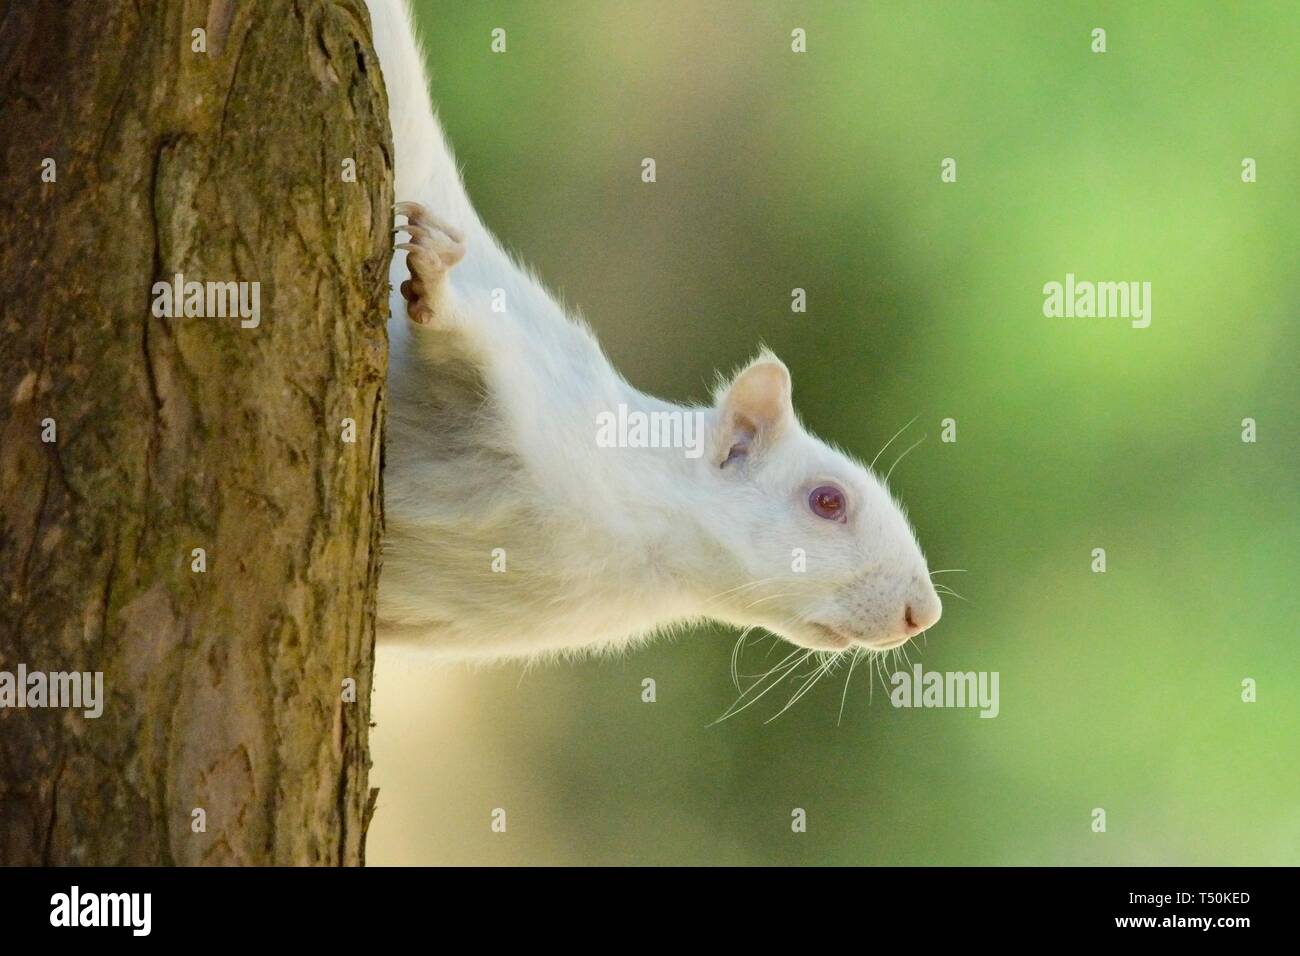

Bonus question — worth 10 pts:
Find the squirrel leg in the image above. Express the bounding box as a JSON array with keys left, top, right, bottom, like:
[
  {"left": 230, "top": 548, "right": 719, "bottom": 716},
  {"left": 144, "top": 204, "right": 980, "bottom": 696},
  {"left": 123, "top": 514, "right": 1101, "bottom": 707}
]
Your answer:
[{"left": 395, "top": 201, "right": 466, "bottom": 328}]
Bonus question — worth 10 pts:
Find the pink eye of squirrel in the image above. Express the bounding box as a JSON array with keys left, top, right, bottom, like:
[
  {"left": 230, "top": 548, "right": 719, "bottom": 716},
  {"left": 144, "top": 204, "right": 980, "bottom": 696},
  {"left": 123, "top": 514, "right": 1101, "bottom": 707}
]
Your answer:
[{"left": 808, "top": 485, "right": 847, "bottom": 522}]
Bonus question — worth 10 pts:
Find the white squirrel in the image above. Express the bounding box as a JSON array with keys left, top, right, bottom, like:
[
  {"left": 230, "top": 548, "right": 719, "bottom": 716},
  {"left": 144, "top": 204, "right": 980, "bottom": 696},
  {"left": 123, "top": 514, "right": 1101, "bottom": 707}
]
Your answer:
[{"left": 366, "top": 0, "right": 943, "bottom": 662}]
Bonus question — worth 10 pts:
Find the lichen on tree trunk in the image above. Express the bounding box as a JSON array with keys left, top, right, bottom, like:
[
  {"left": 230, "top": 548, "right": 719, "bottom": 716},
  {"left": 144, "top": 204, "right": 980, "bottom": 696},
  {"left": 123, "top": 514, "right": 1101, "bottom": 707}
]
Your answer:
[{"left": 0, "top": 0, "right": 392, "bottom": 864}]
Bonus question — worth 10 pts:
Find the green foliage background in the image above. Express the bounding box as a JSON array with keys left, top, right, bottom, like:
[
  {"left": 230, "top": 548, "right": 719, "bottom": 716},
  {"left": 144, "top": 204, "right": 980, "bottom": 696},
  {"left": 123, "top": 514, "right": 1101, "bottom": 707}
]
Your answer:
[{"left": 370, "top": 1, "right": 1299, "bottom": 865}]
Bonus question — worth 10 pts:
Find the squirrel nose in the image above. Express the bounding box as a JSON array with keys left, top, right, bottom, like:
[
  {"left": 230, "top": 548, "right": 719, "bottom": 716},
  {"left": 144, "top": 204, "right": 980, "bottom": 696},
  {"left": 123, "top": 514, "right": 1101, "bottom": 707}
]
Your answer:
[{"left": 903, "top": 593, "right": 942, "bottom": 635}]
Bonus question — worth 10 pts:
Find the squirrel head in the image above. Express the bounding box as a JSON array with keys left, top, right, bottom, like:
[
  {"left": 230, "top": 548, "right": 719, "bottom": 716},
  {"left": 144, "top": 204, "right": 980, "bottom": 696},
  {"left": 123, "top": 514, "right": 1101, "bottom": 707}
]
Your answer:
[{"left": 696, "top": 351, "right": 942, "bottom": 652}]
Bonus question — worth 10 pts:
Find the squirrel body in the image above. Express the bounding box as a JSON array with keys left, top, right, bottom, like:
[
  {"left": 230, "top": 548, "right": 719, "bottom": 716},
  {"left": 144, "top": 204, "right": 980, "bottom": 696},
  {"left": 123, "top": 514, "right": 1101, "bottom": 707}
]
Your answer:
[{"left": 366, "top": 0, "right": 943, "bottom": 662}]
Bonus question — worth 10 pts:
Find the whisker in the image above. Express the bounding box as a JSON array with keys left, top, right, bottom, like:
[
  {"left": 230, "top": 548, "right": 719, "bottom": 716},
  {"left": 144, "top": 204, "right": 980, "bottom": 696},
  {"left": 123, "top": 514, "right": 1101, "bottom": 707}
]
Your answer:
[
  {"left": 766, "top": 651, "right": 839, "bottom": 724},
  {"left": 717, "top": 648, "right": 802, "bottom": 719},
  {"left": 932, "top": 583, "right": 967, "bottom": 601},
  {"left": 872, "top": 650, "right": 892, "bottom": 698},
  {"left": 702, "top": 576, "right": 784, "bottom": 606},
  {"left": 730, "top": 626, "right": 760, "bottom": 692},
  {"left": 884, "top": 434, "right": 926, "bottom": 486},
  {"left": 837, "top": 647, "right": 862, "bottom": 726},
  {"left": 869, "top": 415, "right": 919, "bottom": 473},
  {"left": 711, "top": 649, "right": 811, "bottom": 725},
  {"left": 742, "top": 591, "right": 816, "bottom": 610}
]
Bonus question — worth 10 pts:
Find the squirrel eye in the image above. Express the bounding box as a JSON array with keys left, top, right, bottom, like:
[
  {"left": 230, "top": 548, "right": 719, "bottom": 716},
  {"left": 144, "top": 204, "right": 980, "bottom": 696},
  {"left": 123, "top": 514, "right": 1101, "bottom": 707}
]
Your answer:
[{"left": 808, "top": 484, "right": 847, "bottom": 522}]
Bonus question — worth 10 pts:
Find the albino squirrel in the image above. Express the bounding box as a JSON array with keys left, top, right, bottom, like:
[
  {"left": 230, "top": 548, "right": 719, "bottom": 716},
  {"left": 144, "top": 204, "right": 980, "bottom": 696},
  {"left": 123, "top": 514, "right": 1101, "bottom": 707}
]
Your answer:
[{"left": 367, "top": 0, "right": 942, "bottom": 662}]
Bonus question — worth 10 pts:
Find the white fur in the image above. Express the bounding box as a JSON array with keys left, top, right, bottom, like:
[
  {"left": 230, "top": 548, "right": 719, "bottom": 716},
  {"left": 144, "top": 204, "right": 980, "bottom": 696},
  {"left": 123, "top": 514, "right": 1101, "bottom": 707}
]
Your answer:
[{"left": 366, "top": 0, "right": 942, "bottom": 662}]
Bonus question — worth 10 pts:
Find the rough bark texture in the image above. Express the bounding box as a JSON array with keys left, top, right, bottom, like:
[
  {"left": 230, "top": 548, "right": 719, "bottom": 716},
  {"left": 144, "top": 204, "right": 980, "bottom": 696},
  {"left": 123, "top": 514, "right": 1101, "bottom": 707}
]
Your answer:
[{"left": 0, "top": 0, "right": 391, "bottom": 864}]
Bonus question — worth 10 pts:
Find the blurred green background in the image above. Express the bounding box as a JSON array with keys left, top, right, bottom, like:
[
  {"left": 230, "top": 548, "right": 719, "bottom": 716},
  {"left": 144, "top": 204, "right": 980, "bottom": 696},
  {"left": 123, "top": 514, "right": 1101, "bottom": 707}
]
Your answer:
[{"left": 369, "top": 0, "right": 1299, "bottom": 865}]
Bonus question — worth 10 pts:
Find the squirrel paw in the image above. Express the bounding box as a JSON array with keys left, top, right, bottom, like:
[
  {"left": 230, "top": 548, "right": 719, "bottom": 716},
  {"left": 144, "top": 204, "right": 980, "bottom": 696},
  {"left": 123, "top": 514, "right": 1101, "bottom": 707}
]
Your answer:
[{"left": 395, "top": 201, "right": 465, "bottom": 326}]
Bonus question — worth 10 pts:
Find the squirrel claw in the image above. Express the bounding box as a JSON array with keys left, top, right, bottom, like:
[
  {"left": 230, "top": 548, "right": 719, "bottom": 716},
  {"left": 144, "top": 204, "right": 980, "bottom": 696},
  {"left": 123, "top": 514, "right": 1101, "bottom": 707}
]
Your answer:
[{"left": 395, "top": 201, "right": 466, "bottom": 326}]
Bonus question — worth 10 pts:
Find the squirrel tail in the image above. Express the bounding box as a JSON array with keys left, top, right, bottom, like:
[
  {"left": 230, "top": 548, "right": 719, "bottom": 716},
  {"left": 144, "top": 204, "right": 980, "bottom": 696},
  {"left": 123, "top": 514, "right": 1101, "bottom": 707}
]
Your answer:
[{"left": 365, "top": 0, "right": 480, "bottom": 239}]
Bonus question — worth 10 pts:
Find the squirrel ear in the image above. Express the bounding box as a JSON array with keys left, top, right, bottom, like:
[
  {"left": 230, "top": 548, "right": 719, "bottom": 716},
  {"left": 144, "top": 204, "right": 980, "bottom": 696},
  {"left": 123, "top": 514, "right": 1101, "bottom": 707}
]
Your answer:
[{"left": 714, "top": 354, "right": 793, "bottom": 468}]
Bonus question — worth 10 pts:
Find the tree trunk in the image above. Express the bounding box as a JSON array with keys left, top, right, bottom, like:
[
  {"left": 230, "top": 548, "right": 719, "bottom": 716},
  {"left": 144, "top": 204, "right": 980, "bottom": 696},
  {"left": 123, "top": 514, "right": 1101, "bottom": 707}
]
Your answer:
[{"left": 0, "top": 0, "right": 391, "bottom": 865}]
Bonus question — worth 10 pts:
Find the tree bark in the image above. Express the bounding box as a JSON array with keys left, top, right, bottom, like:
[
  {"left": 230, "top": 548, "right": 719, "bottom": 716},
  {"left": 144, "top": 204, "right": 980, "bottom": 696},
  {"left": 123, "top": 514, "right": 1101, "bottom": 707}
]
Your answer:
[{"left": 0, "top": 0, "right": 391, "bottom": 865}]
